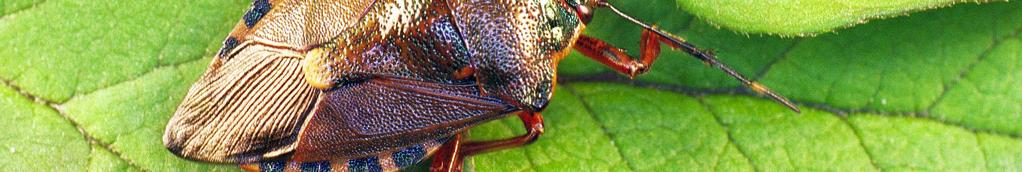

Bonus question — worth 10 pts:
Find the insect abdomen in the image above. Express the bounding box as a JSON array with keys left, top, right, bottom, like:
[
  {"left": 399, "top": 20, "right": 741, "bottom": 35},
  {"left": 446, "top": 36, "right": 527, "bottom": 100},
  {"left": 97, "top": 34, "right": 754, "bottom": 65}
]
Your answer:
[{"left": 250, "top": 139, "right": 445, "bottom": 172}]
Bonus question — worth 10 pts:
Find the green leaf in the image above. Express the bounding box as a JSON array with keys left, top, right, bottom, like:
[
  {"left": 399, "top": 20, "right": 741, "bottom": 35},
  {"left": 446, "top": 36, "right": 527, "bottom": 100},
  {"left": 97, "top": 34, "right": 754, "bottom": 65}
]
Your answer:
[
  {"left": 672, "top": 0, "right": 1004, "bottom": 35},
  {"left": 0, "top": 0, "right": 246, "bottom": 171},
  {"left": 848, "top": 114, "right": 986, "bottom": 171},
  {"left": 0, "top": 85, "right": 90, "bottom": 171},
  {"left": 1, "top": 0, "right": 1021, "bottom": 172},
  {"left": 1, "top": 0, "right": 44, "bottom": 16},
  {"left": 0, "top": 0, "right": 245, "bottom": 103}
]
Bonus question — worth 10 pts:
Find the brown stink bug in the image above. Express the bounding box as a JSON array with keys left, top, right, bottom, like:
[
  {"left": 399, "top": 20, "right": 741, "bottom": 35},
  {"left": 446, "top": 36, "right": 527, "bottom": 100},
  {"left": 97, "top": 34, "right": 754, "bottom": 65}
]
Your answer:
[{"left": 163, "top": 0, "right": 800, "bottom": 171}]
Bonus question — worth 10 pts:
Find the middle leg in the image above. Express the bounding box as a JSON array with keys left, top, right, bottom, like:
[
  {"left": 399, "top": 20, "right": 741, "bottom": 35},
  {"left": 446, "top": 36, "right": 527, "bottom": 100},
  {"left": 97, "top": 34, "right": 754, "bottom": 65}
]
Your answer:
[
  {"left": 428, "top": 111, "right": 545, "bottom": 172},
  {"left": 462, "top": 111, "right": 545, "bottom": 155}
]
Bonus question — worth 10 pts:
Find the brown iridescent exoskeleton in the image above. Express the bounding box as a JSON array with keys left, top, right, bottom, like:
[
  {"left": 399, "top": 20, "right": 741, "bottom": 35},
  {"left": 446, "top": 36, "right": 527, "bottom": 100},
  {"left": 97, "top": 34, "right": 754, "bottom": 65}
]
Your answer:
[{"left": 163, "top": 0, "right": 800, "bottom": 171}]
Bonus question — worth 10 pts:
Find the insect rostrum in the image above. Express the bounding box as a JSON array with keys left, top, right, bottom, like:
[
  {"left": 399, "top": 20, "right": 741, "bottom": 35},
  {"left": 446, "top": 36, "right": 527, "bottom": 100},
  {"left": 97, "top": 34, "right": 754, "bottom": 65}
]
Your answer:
[{"left": 163, "top": 0, "right": 799, "bottom": 171}]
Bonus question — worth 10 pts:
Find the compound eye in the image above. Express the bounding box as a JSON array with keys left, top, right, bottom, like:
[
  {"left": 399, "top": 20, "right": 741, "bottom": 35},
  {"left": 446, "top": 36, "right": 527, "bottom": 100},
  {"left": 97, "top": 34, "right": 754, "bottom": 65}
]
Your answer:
[
  {"left": 564, "top": 0, "right": 594, "bottom": 24},
  {"left": 576, "top": 5, "right": 593, "bottom": 24}
]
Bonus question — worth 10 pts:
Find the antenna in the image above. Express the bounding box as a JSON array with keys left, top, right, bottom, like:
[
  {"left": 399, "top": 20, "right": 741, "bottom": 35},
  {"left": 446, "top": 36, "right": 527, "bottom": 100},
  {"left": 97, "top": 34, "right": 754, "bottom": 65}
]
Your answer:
[{"left": 596, "top": 1, "right": 801, "bottom": 113}]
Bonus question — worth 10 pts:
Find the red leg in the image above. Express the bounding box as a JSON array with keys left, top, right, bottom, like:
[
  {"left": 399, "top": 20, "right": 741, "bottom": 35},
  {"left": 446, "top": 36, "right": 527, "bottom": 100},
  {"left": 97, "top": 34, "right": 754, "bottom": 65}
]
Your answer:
[
  {"left": 462, "top": 111, "right": 544, "bottom": 155},
  {"left": 573, "top": 28, "right": 801, "bottom": 112},
  {"left": 429, "top": 111, "right": 545, "bottom": 172},
  {"left": 573, "top": 30, "right": 665, "bottom": 78},
  {"left": 430, "top": 134, "right": 464, "bottom": 172}
]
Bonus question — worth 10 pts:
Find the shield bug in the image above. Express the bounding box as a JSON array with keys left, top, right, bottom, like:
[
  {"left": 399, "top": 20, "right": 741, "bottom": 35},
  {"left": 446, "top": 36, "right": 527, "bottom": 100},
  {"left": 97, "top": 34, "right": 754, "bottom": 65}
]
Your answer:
[{"left": 163, "top": 0, "right": 800, "bottom": 171}]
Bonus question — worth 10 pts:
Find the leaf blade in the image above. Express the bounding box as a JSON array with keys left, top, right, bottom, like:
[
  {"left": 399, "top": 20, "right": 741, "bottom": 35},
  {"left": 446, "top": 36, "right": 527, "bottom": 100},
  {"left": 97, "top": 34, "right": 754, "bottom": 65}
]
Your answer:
[{"left": 675, "top": 0, "right": 1001, "bottom": 35}]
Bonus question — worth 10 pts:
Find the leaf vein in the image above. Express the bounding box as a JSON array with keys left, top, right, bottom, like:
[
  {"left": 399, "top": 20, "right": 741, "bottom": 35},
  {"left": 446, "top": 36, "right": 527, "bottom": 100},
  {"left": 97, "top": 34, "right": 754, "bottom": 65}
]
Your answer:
[
  {"left": 561, "top": 85, "right": 638, "bottom": 171},
  {"left": 0, "top": 0, "right": 47, "bottom": 20},
  {"left": 974, "top": 133, "right": 990, "bottom": 171},
  {"left": 925, "top": 26, "right": 1022, "bottom": 115},
  {"left": 753, "top": 39, "right": 803, "bottom": 80},
  {"left": 61, "top": 56, "right": 207, "bottom": 104},
  {"left": 0, "top": 79, "right": 146, "bottom": 171},
  {"left": 838, "top": 116, "right": 882, "bottom": 171},
  {"left": 695, "top": 96, "right": 760, "bottom": 172}
]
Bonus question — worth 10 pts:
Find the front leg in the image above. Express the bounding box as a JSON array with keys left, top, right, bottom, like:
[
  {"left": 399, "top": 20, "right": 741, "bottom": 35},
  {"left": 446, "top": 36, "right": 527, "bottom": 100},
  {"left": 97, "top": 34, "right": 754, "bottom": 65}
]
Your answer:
[
  {"left": 572, "top": 30, "right": 663, "bottom": 78},
  {"left": 573, "top": 29, "right": 800, "bottom": 112}
]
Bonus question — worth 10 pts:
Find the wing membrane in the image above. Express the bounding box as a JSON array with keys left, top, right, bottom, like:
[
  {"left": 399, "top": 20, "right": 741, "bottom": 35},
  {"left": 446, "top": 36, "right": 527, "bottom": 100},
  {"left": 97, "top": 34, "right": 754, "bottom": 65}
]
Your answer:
[
  {"left": 290, "top": 77, "right": 518, "bottom": 161},
  {"left": 164, "top": 44, "right": 317, "bottom": 163},
  {"left": 166, "top": 0, "right": 381, "bottom": 163}
]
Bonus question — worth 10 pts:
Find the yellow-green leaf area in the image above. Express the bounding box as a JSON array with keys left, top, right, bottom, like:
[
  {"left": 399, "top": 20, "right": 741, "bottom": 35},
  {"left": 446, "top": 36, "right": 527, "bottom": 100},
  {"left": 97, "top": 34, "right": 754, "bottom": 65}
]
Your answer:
[
  {"left": 978, "top": 133, "right": 1022, "bottom": 171},
  {"left": 701, "top": 95, "right": 875, "bottom": 171},
  {"left": 0, "top": 84, "right": 90, "bottom": 171},
  {"left": 0, "top": 0, "right": 248, "bottom": 171},
  {"left": 849, "top": 114, "right": 986, "bottom": 171},
  {"left": 675, "top": 0, "right": 1000, "bottom": 35},
  {"left": 62, "top": 58, "right": 237, "bottom": 171},
  {"left": 0, "top": 0, "right": 246, "bottom": 103},
  {"left": 0, "top": 0, "right": 44, "bottom": 16},
  {"left": 88, "top": 145, "right": 140, "bottom": 172}
]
